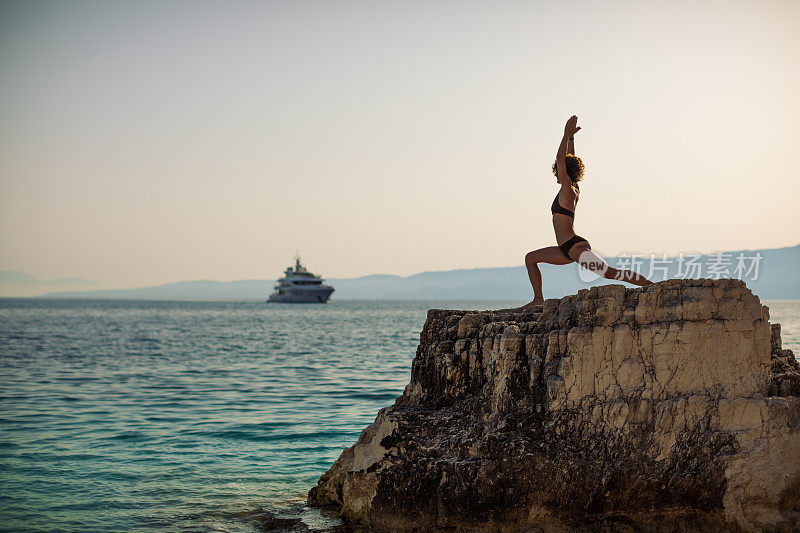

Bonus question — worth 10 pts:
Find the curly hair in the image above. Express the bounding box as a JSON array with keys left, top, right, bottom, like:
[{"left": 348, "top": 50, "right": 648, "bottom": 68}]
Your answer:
[{"left": 551, "top": 154, "right": 585, "bottom": 183}]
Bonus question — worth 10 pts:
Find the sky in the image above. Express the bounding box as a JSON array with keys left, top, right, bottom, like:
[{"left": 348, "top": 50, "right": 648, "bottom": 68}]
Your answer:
[{"left": 1, "top": 0, "right": 799, "bottom": 288}]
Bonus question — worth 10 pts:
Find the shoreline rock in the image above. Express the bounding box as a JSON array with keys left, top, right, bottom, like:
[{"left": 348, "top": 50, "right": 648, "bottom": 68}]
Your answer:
[{"left": 309, "top": 279, "right": 800, "bottom": 531}]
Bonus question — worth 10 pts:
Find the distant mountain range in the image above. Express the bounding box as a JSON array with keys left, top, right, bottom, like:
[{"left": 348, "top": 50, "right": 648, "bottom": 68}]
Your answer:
[
  {"left": 13, "top": 244, "right": 797, "bottom": 301},
  {"left": 0, "top": 271, "right": 98, "bottom": 298},
  {"left": 326, "top": 244, "right": 799, "bottom": 300}
]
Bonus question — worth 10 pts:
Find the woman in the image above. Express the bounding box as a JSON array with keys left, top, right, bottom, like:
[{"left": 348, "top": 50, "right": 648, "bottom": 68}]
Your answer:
[{"left": 520, "top": 115, "right": 652, "bottom": 310}]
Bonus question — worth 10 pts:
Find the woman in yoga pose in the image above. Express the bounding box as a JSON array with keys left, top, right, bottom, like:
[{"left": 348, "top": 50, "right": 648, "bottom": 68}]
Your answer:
[{"left": 520, "top": 115, "right": 652, "bottom": 309}]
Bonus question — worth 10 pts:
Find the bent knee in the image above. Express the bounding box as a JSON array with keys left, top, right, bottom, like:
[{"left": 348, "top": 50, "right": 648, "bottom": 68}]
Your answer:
[{"left": 524, "top": 251, "right": 537, "bottom": 265}]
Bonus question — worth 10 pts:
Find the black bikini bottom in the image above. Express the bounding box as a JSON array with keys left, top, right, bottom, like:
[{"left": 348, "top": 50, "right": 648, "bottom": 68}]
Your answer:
[{"left": 559, "top": 234, "right": 589, "bottom": 260}]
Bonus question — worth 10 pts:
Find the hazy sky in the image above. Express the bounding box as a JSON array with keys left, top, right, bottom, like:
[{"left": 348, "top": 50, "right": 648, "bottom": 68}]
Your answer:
[{"left": 1, "top": 0, "right": 798, "bottom": 288}]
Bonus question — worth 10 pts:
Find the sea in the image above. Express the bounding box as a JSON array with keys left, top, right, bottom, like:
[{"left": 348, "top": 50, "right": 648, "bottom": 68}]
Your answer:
[{"left": 1, "top": 298, "right": 799, "bottom": 532}]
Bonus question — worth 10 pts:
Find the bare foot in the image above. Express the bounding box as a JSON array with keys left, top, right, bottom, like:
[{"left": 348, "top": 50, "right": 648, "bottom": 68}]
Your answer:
[{"left": 516, "top": 299, "right": 544, "bottom": 311}]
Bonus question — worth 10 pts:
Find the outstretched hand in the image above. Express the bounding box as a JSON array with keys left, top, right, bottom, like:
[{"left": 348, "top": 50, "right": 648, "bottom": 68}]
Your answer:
[{"left": 564, "top": 115, "right": 581, "bottom": 137}]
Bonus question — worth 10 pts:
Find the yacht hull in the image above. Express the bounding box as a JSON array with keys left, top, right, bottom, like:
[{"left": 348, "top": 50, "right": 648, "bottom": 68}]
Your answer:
[{"left": 267, "top": 287, "right": 334, "bottom": 303}]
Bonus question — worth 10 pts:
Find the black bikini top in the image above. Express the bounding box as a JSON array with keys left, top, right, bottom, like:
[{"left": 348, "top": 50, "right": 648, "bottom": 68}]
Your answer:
[{"left": 551, "top": 191, "right": 576, "bottom": 218}]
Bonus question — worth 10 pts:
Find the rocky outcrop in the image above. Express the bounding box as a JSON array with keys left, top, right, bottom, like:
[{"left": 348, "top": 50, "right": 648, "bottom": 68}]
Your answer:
[{"left": 309, "top": 279, "right": 800, "bottom": 531}]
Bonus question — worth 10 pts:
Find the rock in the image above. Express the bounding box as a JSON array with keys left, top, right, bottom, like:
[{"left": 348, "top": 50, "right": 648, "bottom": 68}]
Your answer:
[{"left": 309, "top": 279, "right": 800, "bottom": 531}]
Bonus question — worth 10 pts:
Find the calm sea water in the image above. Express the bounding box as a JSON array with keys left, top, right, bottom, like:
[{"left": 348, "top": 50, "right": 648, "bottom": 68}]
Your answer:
[{"left": 1, "top": 298, "right": 799, "bottom": 532}]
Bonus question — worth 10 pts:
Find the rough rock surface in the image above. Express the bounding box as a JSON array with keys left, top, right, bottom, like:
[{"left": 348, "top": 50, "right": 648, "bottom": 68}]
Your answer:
[{"left": 309, "top": 279, "right": 800, "bottom": 531}]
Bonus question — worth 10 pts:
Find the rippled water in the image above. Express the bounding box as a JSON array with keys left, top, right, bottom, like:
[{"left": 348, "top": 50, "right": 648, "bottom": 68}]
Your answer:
[{"left": 1, "top": 298, "right": 798, "bottom": 532}]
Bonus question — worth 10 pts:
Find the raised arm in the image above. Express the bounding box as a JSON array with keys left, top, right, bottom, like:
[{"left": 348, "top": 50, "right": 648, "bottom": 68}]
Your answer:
[
  {"left": 567, "top": 134, "right": 575, "bottom": 156},
  {"left": 556, "top": 115, "right": 581, "bottom": 185},
  {"left": 555, "top": 134, "right": 570, "bottom": 185}
]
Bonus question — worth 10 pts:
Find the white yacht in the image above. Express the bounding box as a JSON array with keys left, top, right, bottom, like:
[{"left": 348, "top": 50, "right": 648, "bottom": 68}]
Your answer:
[{"left": 267, "top": 256, "right": 335, "bottom": 303}]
